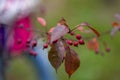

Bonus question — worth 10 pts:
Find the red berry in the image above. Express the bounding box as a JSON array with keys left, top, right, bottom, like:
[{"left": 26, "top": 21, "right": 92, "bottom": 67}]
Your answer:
[
  {"left": 65, "top": 46, "right": 70, "bottom": 49},
  {"left": 43, "top": 43, "right": 48, "bottom": 49},
  {"left": 29, "top": 51, "right": 37, "bottom": 57},
  {"left": 26, "top": 44, "right": 30, "bottom": 48},
  {"left": 26, "top": 39, "right": 31, "bottom": 44},
  {"left": 32, "top": 52, "right": 37, "bottom": 57},
  {"left": 95, "top": 49, "right": 99, "bottom": 54},
  {"left": 106, "top": 47, "right": 110, "bottom": 52},
  {"left": 76, "top": 34, "right": 81, "bottom": 40},
  {"left": 53, "top": 40, "right": 58, "bottom": 44},
  {"left": 19, "top": 24, "right": 24, "bottom": 28},
  {"left": 78, "top": 39, "right": 85, "bottom": 45},
  {"left": 73, "top": 41, "right": 79, "bottom": 47},
  {"left": 70, "top": 31, "right": 75, "bottom": 35},
  {"left": 32, "top": 40, "right": 37, "bottom": 47},
  {"left": 66, "top": 40, "right": 73, "bottom": 45},
  {"left": 17, "top": 39, "right": 22, "bottom": 44}
]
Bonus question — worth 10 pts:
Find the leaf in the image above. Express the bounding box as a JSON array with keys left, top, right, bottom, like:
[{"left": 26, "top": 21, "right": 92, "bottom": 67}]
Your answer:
[
  {"left": 93, "top": 38, "right": 99, "bottom": 51},
  {"left": 80, "top": 22, "right": 100, "bottom": 37},
  {"left": 48, "top": 41, "right": 65, "bottom": 71},
  {"left": 87, "top": 41, "right": 94, "bottom": 50},
  {"left": 50, "top": 18, "right": 69, "bottom": 44},
  {"left": 37, "top": 17, "right": 46, "bottom": 27},
  {"left": 87, "top": 38, "right": 99, "bottom": 53},
  {"left": 103, "top": 42, "right": 111, "bottom": 52},
  {"left": 111, "top": 22, "right": 120, "bottom": 36},
  {"left": 80, "top": 22, "right": 91, "bottom": 26},
  {"left": 77, "top": 25, "right": 91, "bottom": 33},
  {"left": 77, "top": 26, "right": 85, "bottom": 31},
  {"left": 115, "top": 14, "right": 120, "bottom": 21},
  {"left": 112, "top": 22, "right": 119, "bottom": 27},
  {"left": 58, "top": 18, "right": 69, "bottom": 27},
  {"left": 88, "top": 26, "right": 100, "bottom": 37},
  {"left": 65, "top": 47, "right": 80, "bottom": 78},
  {"left": 48, "top": 27, "right": 55, "bottom": 33},
  {"left": 110, "top": 27, "right": 120, "bottom": 36}
]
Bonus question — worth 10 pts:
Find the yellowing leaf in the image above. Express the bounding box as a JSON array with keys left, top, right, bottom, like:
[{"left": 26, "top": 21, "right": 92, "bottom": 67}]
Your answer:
[
  {"left": 87, "top": 38, "right": 99, "bottom": 53},
  {"left": 112, "top": 22, "right": 120, "bottom": 27}
]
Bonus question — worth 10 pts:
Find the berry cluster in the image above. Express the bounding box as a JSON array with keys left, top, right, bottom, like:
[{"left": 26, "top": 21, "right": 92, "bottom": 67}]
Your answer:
[
  {"left": 66, "top": 33, "right": 85, "bottom": 47},
  {"left": 42, "top": 32, "right": 85, "bottom": 50},
  {"left": 17, "top": 39, "right": 38, "bottom": 57}
]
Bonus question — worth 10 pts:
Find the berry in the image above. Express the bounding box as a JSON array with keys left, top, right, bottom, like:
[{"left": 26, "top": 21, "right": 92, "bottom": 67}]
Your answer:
[
  {"left": 65, "top": 46, "right": 70, "bottom": 49},
  {"left": 73, "top": 41, "right": 79, "bottom": 47},
  {"left": 32, "top": 40, "right": 37, "bottom": 47},
  {"left": 17, "top": 39, "right": 22, "bottom": 44},
  {"left": 78, "top": 39, "right": 85, "bottom": 45},
  {"left": 26, "top": 44, "right": 30, "bottom": 48},
  {"left": 26, "top": 39, "right": 31, "bottom": 44},
  {"left": 76, "top": 34, "right": 81, "bottom": 40},
  {"left": 19, "top": 24, "right": 24, "bottom": 28},
  {"left": 32, "top": 52, "right": 37, "bottom": 57},
  {"left": 106, "top": 47, "right": 110, "bottom": 52},
  {"left": 29, "top": 51, "right": 37, "bottom": 57},
  {"left": 53, "top": 40, "right": 58, "bottom": 44},
  {"left": 66, "top": 40, "right": 73, "bottom": 45},
  {"left": 95, "top": 49, "right": 99, "bottom": 54},
  {"left": 43, "top": 43, "right": 48, "bottom": 49},
  {"left": 70, "top": 31, "right": 75, "bottom": 35}
]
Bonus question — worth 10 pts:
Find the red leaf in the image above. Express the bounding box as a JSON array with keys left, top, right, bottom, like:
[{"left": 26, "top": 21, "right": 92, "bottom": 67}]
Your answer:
[
  {"left": 48, "top": 41, "right": 65, "bottom": 71},
  {"left": 58, "top": 18, "right": 69, "bottom": 27},
  {"left": 112, "top": 22, "right": 120, "bottom": 27},
  {"left": 80, "top": 22, "right": 100, "bottom": 37},
  {"left": 87, "top": 41, "right": 94, "bottom": 50},
  {"left": 93, "top": 38, "right": 99, "bottom": 51},
  {"left": 87, "top": 38, "right": 99, "bottom": 53},
  {"left": 88, "top": 26, "right": 100, "bottom": 37},
  {"left": 50, "top": 18, "right": 69, "bottom": 44},
  {"left": 65, "top": 47, "right": 80, "bottom": 78}
]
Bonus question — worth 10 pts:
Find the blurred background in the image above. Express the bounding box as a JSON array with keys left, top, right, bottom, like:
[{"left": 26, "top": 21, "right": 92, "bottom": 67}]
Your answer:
[{"left": 7, "top": 0, "right": 120, "bottom": 80}]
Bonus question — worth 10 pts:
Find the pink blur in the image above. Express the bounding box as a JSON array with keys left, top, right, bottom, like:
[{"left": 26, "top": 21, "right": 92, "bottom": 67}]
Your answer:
[{"left": 10, "top": 16, "right": 33, "bottom": 54}]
